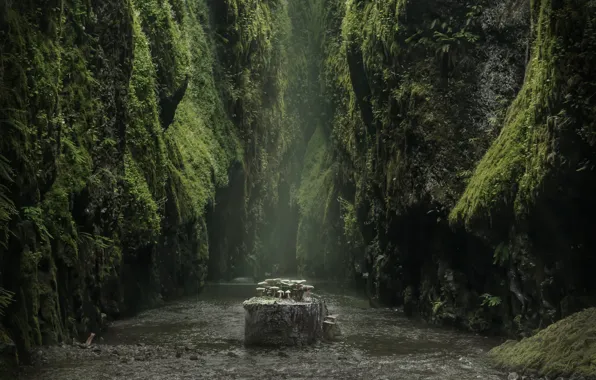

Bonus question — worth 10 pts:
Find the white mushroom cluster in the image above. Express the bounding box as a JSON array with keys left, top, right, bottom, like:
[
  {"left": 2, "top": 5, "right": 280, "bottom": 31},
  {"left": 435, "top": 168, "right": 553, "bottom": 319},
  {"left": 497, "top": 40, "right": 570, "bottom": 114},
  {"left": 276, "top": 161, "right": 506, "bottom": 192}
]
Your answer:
[{"left": 255, "top": 279, "right": 314, "bottom": 301}]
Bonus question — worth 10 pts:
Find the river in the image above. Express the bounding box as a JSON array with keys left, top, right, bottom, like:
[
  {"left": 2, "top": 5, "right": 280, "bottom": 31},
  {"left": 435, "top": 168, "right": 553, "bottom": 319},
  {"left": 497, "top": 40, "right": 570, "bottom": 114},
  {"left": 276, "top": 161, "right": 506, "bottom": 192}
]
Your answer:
[{"left": 20, "top": 281, "right": 508, "bottom": 379}]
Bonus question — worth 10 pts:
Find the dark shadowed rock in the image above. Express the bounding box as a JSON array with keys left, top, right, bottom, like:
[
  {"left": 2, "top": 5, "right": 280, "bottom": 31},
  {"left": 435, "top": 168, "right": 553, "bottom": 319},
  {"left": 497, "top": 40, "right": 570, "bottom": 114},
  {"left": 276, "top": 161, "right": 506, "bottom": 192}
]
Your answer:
[{"left": 243, "top": 296, "right": 328, "bottom": 346}]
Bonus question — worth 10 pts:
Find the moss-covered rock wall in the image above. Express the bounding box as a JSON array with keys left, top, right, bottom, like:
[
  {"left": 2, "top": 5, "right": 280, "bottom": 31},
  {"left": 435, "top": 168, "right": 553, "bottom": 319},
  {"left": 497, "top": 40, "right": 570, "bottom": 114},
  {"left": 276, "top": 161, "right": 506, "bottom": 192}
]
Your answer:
[
  {"left": 295, "top": 0, "right": 596, "bottom": 337},
  {"left": 2, "top": 0, "right": 596, "bottom": 371},
  {"left": 299, "top": 0, "right": 531, "bottom": 325},
  {"left": 0, "top": 0, "right": 291, "bottom": 367}
]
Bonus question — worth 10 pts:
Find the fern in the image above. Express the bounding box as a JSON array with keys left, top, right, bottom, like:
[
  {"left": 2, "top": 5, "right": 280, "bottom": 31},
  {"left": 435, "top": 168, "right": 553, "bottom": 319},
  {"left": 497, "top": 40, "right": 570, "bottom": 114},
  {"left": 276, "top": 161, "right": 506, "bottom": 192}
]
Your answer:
[
  {"left": 0, "top": 155, "right": 16, "bottom": 247},
  {"left": 0, "top": 288, "right": 14, "bottom": 316},
  {"left": 432, "top": 299, "right": 445, "bottom": 315},
  {"left": 481, "top": 293, "right": 502, "bottom": 308},
  {"left": 78, "top": 232, "right": 114, "bottom": 250},
  {"left": 22, "top": 206, "right": 53, "bottom": 241}
]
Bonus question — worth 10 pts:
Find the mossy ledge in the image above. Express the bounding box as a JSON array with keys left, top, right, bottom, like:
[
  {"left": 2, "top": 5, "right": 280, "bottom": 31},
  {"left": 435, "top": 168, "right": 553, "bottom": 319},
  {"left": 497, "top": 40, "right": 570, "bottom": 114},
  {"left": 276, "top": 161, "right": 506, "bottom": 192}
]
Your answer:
[{"left": 490, "top": 308, "right": 596, "bottom": 379}]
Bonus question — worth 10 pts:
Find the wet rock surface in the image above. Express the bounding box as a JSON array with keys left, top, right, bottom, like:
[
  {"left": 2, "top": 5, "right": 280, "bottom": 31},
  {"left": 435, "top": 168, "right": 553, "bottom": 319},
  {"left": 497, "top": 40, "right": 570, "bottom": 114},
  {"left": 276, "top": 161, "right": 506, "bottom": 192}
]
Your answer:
[{"left": 20, "top": 282, "right": 511, "bottom": 379}]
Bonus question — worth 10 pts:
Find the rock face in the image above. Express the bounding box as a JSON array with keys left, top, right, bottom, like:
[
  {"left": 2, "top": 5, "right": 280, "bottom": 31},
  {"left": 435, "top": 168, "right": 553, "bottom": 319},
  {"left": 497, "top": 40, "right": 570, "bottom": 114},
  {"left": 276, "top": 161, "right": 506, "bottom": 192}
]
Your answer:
[
  {"left": 0, "top": 330, "right": 17, "bottom": 377},
  {"left": 243, "top": 296, "right": 328, "bottom": 346}
]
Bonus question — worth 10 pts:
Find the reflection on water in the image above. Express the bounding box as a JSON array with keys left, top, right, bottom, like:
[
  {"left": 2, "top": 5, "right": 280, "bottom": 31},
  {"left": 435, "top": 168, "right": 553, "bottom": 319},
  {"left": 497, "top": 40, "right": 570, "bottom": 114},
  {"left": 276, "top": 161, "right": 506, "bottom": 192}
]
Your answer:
[{"left": 22, "top": 281, "right": 508, "bottom": 380}]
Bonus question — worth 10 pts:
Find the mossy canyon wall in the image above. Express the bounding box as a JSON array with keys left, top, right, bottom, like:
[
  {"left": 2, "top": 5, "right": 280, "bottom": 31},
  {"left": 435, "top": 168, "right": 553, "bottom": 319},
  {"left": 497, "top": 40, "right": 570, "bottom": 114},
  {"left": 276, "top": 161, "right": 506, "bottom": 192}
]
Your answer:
[
  {"left": 1, "top": 0, "right": 596, "bottom": 372},
  {"left": 301, "top": 0, "right": 596, "bottom": 337},
  {"left": 0, "top": 0, "right": 298, "bottom": 368}
]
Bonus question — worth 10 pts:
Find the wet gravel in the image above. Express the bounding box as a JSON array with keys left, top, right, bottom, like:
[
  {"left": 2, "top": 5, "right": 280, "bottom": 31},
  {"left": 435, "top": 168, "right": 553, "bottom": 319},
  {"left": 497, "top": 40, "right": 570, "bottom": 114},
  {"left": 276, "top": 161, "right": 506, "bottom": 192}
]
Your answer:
[{"left": 20, "top": 281, "right": 509, "bottom": 379}]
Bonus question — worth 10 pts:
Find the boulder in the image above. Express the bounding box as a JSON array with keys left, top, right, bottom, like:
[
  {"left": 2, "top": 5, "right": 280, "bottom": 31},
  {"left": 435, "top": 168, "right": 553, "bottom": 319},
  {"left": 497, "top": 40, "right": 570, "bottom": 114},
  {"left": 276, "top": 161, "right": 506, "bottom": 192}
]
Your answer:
[{"left": 243, "top": 296, "right": 328, "bottom": 346}]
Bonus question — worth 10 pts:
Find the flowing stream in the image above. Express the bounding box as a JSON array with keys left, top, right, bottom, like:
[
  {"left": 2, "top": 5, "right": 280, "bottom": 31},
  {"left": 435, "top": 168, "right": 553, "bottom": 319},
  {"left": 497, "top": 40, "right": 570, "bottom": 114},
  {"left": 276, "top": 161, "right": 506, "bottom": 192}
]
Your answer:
[{"left": 21, "top": 281, "right": 509, "bottom": 379}]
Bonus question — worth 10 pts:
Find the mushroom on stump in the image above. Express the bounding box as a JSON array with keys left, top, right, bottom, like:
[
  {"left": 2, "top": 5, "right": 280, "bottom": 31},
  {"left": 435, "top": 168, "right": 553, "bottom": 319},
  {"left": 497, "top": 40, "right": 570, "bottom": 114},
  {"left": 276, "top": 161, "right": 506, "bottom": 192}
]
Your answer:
[
  {"left": 303, "top": 285, "right": 314, "bottom": 298},
  {"left": 284, "top": 290, "right": 291, "bottom": 299}
]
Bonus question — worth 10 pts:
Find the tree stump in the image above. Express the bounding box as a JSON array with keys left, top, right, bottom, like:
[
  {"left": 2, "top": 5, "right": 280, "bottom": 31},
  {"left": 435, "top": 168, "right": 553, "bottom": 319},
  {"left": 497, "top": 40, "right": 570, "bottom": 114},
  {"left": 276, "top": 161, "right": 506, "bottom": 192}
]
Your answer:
[
  {"left": 323, "top": 315, "right": 342, "bottom": 341},
  {"left": 243, "top": 296, "right": 328, "bottom": 346}
]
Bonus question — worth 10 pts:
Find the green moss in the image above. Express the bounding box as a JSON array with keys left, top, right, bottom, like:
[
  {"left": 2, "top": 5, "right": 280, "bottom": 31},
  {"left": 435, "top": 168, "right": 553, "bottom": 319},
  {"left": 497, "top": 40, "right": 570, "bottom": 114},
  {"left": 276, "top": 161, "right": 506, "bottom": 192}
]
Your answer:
[
  {"left": 133, "top": 0, "right": 189, "bottom": 99},
  {"left": 450, "top": 0, "right": 596, "bottom": 228},
  {"left": 490, "top": 308, "right": 596, "bottom": 377}
]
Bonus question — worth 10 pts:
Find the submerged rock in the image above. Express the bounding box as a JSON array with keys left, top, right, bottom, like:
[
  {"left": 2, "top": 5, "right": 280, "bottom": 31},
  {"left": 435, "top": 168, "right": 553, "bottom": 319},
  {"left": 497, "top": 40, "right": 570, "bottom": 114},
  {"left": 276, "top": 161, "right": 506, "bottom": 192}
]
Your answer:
[{"left": 243, "top": 296, "right": 328, "bottom": 346}]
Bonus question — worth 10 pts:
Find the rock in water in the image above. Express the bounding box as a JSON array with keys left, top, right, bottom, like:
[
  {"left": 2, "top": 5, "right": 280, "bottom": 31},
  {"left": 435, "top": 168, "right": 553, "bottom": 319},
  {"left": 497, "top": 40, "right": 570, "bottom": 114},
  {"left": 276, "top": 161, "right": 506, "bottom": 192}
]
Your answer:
[{"left": 243, "top": 296, "right": 328, "bottom": 346}]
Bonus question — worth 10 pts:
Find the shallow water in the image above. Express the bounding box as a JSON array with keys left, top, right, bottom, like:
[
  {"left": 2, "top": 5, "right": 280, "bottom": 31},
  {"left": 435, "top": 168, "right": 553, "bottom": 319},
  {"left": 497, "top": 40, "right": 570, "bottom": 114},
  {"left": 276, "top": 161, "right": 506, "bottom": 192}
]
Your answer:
[{"left": 21, "top": 281, "right": 508, "bottom": 379}]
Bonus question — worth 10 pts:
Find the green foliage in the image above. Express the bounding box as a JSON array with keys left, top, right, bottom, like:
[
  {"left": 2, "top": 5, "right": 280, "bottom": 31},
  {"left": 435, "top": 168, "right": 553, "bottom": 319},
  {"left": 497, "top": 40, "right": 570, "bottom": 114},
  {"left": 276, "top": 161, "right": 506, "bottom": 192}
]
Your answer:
[
  {"left": 480, "top": 293, "right": 502, "bottom": 308},
  {"left": 22, "top": 207, "right": 52, "bottom": 242},
  {"left": 133, "top": 0, "right": 189, "bottom": 99},
  {"left": 432, "top": 299, "right": 445, "bottom": 316},
  {"left": 492, "top": 242, "right": 510, "bottom": 266},
  {"left": 0, "top": 288, "right": 14, "bottom": 317},
  {"left": 0, "top": 156, "right": 16, "bottom": 246}
]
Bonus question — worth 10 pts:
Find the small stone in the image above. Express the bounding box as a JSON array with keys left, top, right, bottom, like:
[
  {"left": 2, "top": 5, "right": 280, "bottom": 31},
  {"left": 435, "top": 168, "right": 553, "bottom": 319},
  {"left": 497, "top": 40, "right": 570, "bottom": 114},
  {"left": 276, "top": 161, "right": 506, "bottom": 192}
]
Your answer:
[
  {"left": 189, "top": 355, "right": 199, "bottom": 361},
  {"left": 185, "top": 344, "right": 194, "bottom": 351},
  {"left": 136, "top": 342, "right": 145, "bottom": 347},
  {"left": 227, "top": 351, "right": 239, "bottom": 358},
  {"left": 508, "top": 373, "right": 520, "bottom": 380},
  {"left": 278, "top": 351, "right": 289, "bottom": 358},
  {"left": 92, "top": 347, "right": 102, "bottom": 354}
]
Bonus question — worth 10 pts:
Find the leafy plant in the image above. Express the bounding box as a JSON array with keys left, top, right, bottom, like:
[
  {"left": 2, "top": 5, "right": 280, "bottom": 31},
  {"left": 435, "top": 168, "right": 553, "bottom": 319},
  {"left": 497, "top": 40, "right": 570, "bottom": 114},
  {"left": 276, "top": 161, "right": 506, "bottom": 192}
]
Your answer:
[
  {"left": 493, "top": 242, "right": 509, "bottom": 266},
  {"left": 22, "top": 206, "right": 53, "bottom": 242},
  {"left": 0, "top": 155, "right": 16, "bottom": 246},
  {"left": 481, "top": 293, "right": 502, "bottom": 308},
  {"left": 432, "top": 299, "right": 445, "bottom": 315},
  {"left": 0, "top": 288, "right": 14, "bottom": 316}
]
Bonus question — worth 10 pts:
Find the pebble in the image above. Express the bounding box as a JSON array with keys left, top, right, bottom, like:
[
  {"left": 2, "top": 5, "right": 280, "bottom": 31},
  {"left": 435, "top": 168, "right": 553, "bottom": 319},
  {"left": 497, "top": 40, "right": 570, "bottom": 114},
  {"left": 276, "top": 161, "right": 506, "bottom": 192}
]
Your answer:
[
  {"left": 189, "top": 355, "right": 199, "bottom": 361},
  {"left": 509, "top": 373, "right": 520, "bottom": 380},
  {"left": 227, "top": 351, "right": 239, "bottom": 358}
]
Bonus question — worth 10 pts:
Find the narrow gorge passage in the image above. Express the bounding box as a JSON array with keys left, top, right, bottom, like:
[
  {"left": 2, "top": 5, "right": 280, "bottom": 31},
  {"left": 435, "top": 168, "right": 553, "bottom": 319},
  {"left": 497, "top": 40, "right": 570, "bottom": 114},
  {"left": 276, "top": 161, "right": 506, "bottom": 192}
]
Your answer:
[
  {"left": 21, "top": 282, "right": 506, "bottom": 380},
  {"left": 1, "top": 0, "right": 596, "bottom": 378}
]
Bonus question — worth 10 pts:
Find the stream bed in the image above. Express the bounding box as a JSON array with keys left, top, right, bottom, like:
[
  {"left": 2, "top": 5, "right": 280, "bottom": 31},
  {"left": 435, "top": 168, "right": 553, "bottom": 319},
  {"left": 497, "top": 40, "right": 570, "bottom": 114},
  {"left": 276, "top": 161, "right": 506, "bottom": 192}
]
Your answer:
[{"left": 20, "top": 281, "right": 508, "bottom": 379}]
